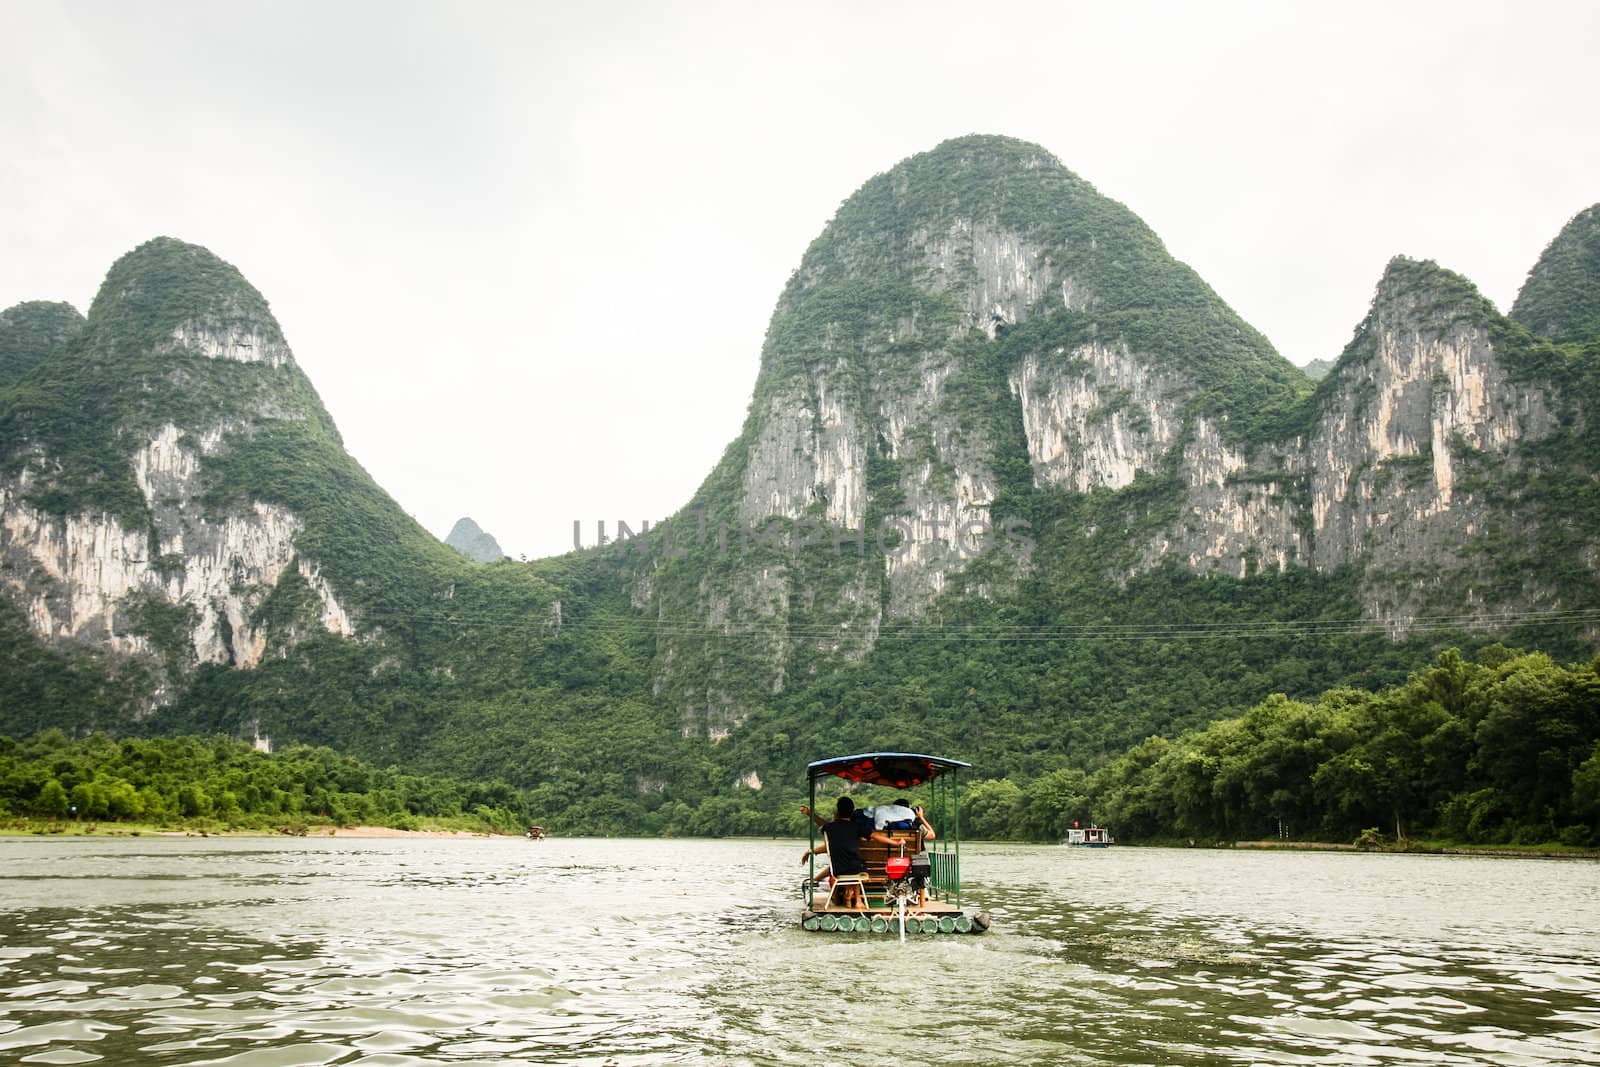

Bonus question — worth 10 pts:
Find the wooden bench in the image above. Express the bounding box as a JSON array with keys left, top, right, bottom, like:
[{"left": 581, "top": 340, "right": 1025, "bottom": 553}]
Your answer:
[{"left": 858, "top": 833, "right": 924, "bottom": 901}]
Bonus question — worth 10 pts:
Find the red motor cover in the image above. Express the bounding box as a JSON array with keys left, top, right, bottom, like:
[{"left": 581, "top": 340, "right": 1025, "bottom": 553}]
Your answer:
[{"left": 885, "top": 856, "right": 912, "bottom": 880}]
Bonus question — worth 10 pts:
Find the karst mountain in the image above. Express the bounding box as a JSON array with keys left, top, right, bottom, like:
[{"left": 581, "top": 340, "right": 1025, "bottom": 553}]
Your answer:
[{"left": 2, "top": 135, "right": 1596, "bottom": 827}]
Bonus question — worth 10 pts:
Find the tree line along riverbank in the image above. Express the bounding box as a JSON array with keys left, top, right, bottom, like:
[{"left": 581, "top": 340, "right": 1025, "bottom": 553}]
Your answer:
[
  {"left": 958, "top": 646, "right": 1597, "bottom": 848},
  {"left": 0, "top": 733, "right": 531, "bottom": 836}
]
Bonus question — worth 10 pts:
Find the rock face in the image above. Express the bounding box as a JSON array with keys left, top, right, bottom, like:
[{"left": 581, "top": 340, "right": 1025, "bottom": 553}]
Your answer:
[
  {"left": 1296, "top": 263, "right": 1553, "bottom": 611},
  {"left": 1012, "top": 341, "right": 1188, "bottom": 495},
  {"left": 1135, "top": 259, "right": 1559, "bottom": 623},
  {"left": 445, "top": 517, "right": 505, "bottom": 562},
  {"left": 0, "top": 239, "right": 354, "bottom": 710}
]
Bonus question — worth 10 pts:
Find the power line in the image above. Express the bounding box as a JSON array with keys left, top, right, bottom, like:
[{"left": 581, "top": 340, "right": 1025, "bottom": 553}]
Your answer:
[{"left": 342, "top": 602, "right": 1600, "bottom": 644}]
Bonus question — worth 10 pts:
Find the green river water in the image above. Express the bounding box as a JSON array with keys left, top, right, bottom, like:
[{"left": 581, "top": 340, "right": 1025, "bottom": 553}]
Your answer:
[{"left": 0, "top": 837, "right": 1596, "bottom": 1065}]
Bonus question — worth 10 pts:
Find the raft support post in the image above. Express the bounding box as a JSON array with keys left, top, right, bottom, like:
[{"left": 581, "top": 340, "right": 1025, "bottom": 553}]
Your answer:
[
  {"left": 953, "top": 768, "right": 961, "bottom": 908},
  {"left": 807, "top": 773, "right": 817, "bottom": 909}
]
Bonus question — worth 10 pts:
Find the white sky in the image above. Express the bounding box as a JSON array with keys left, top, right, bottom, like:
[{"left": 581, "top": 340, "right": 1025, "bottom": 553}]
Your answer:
[{"left": 3, "top": 1, "right": 1597, "bottom": 559}]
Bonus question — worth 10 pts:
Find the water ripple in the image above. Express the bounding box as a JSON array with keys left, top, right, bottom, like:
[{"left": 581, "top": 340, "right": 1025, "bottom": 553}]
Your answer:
[{"left": 0, "top": 839, "right": 1597, "bottom": 1064}]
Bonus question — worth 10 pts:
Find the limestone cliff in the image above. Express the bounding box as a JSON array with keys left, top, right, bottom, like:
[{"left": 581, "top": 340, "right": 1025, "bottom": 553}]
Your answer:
[
  {"left": 640, "top": 135, "right": 1306, "bottom": 737},
  {"left": 0, "top": 239, "right": 354, "bottom": 710},
  {"left": 1296, "top": 261, "right": 1557, "bottom": 621},
  {"left": 1135, "top": 259, "right": 1561, "bottom": 626}
]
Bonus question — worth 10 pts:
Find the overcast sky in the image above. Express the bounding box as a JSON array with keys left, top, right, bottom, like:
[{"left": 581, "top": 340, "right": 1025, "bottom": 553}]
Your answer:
[{"left": 4, "top": 1, "right": 1597, "bottom": 559}]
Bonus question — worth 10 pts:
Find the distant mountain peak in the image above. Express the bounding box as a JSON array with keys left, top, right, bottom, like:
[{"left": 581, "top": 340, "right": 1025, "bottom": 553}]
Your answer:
[
  {"left": 1300, "top": 358, "right": 1334, "bottom": 382},
  {"left": 1375, "top": 255, "right": 1486, "bottom": 302},
  {"left": 445, "top": 517, "right": 506, "bottom": 562}
]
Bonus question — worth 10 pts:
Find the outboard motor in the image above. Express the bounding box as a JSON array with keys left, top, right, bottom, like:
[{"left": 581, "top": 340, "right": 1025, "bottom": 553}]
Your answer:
[
  {"left": 885, "top": 852, "right": 935, "bottom": 943},
  {"left": 909, "top": 853, "right": 931, "bottom": 892}
]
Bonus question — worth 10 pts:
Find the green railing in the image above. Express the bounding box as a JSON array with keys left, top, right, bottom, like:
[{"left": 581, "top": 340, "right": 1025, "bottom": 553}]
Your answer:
[
  {"left": 928, "top": 850, "right": 960, "bottom": 901},
  {"left": 924, "top": 766, "right": 960, "bottom": 905}
]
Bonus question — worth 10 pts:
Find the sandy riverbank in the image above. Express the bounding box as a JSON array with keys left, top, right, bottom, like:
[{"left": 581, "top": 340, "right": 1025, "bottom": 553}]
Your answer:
[{"left": 144, "top": 825, "right": 509, "bottom": 839}]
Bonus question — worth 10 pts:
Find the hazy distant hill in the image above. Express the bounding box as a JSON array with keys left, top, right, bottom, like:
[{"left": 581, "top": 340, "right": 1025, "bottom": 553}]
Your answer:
[
  {"left": 445, "top": 517, "right": 506, "bottom": 562},
  {"left": 1300, "top": 357, "right": 1334, "bottom": 381}
]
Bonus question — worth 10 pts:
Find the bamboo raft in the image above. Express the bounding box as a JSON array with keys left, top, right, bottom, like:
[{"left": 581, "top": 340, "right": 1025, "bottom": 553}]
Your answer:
[{"left": 800, "top": 753, "right": 991, "bottom": 935}]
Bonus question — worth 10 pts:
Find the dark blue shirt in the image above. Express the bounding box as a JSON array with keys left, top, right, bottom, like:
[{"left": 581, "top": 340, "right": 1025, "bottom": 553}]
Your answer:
[{"left": 821, "top": 818, "right": 868, "bottom": 875}]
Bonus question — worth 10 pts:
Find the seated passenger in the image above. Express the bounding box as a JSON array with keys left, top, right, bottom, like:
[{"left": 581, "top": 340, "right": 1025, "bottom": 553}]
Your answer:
[
  {"left": 867, "top": 798, "right": 937, "bottom": 839},
  {"left": 799, "top": 797, "right": 895, "bottom": 908}
]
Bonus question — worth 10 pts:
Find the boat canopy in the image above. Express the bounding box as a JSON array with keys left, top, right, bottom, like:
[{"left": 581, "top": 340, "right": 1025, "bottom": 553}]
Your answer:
[{"left": 806, "top": 752, "right": 971, "bottom": 787}]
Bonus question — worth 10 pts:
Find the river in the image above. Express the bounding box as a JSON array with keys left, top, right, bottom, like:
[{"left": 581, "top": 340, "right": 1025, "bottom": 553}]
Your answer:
[{"left": 0, "top": 837, "right": 1596, "bottom": 1065}]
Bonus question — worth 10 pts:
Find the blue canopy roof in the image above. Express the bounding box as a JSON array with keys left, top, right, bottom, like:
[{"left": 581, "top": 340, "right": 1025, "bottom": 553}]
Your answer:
[{"left": 806, "top": 752, "right": 971, "bottom": 786}]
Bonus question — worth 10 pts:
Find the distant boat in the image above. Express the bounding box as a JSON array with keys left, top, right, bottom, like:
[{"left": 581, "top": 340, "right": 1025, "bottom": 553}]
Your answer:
[{"left": 1063, "top": 826, "right": 1114, "bottom": 847}]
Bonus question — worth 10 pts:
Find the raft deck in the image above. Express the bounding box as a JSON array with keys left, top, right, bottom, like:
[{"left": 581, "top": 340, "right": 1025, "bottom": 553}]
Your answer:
[{"left": 804, "top": 834, "right": 978, "bottom": 926}]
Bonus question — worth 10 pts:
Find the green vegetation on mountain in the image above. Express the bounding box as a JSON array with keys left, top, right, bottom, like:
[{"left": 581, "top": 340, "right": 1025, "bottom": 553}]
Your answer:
[
  {"left": 1512, "top": 204, "right": 1600, "bottom": 344},
  {"left": 0, "top": 598, "right": 150, "bottom": 737},
  {"left": 674, "top": 564, "right": 1600, "bottom": 837}
]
